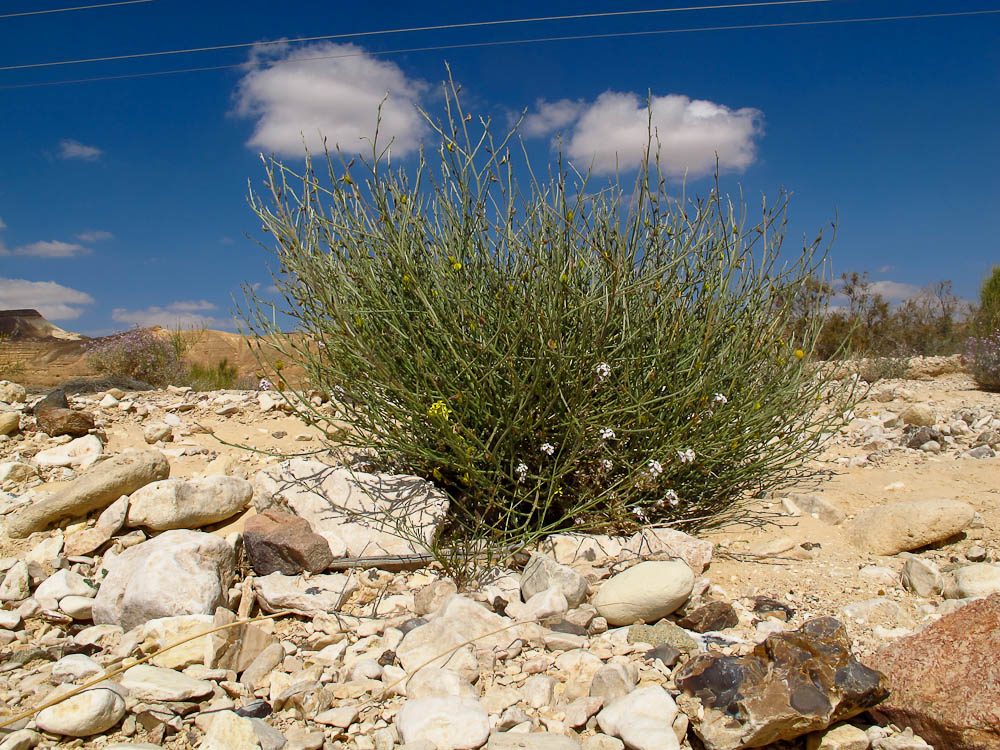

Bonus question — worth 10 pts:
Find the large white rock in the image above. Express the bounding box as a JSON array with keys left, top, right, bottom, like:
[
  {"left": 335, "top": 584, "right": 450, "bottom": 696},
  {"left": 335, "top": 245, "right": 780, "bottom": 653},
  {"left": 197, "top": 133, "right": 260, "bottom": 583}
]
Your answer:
[
  {"left": 592, "top": 560, "right": 695, "bottom": 626},
  {"left": 597, "top": 685, "right": 680, "bottom": 750},
  {"left": 406, "top": 667, "right": 478, "bottom": 699},
  {"left": 395, "top": 696, "right": 490, "bottom": 750},
  {"left": 252, "top": 572, "right": 357, "bottom": 616},
  {"left": 126, "top": 476, "right": 252, "bottom": 530},
  {"left": 397, "top": 595, "right": 522, "bottom": 676},
  {"left": 620, "top": 528, "right": 714, "bottom": 573},
  {"left": 35, "top": 683, "right": 126, "bottom": 737},
  {"left": 954, "top": 563, "right": 1000, "bottom": 598},
  {"left": 520, "top": 553, "right": 590, "bottom": 607},
  {"left": 253, "top": 459, "right": 449, "bottom": 557},
  {"left": 33, "top": 435, "right": 103, "bottom": 470},
  {"left": 0, "top": 411, "right": 20, "bottom": 436},
  {"left": 120, "top": 664, "right": 214, "bottom": 701},
  {"left": 92, "top": 529, "right": 236, "bottom": 630},
  {"left": 51, "top": 654, "right": 104, "bottom": 684}
]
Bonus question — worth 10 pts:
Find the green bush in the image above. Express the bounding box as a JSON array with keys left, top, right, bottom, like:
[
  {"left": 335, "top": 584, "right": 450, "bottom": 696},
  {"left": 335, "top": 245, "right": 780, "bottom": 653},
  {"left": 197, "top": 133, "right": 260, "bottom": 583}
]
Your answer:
[
  {"left": 186, "top": 358, "right": 239, "bottom": 391},
  {"left": 239, "top": 82, "right": 855, "bottom": 570},
  {"left": 973, "top": 266, "right": 1000, "bottom": 336}
]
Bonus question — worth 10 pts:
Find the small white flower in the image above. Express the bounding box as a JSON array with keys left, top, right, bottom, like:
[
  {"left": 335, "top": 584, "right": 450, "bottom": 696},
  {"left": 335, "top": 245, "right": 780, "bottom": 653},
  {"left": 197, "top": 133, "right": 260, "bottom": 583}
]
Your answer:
[
  {"left": 258, "top": 378, "right": 273, "bottom": 391},
  {"left": 540, "top": 442, "right": 556, "bottom": 456},
  {"left": 648, "top": 459, "right": 663, "bottom": 477},
  {"left": 713, "top": 392, "right": 728, "bottom": 404},
  {"left": 632, "top": 506, "right": 649, "bottom": 521},
  {"left": 595, "top": 361, "right": 611, "bottom": 381},
  {"left": 677, "top": 448, "right": 696, "bottom": 464},
  {"left": 599, "top": 427, "right": 616, "bottom": 440},
  {"left": 663, "top": 489, "right": 680, "bottom": 506},
  {"left": 515, "top": 462, "right": 528, "bottom": 482},
  {"left": 599, "top": 459, "right": 613, "bottom": 472}
]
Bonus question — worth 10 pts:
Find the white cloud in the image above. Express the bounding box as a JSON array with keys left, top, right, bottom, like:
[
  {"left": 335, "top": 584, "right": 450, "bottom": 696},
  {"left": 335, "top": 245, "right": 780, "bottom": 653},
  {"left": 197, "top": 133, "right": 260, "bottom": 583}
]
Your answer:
[
  {"left": 76, "top": 230, "right": 113, "bottom": 242},
  {"left": 0, "top": 277, "right": 94, "bottom": 320},
  {"left": 868, "top": 280, "right": 922, "bottom": 300},
  {"left": 58, "top": 139, "right": 102, "bottom": 161},
  {"left": 0, "top": 217, "right": 6, "bottom": 230},
  {"left": 522, "top": 99, "right": 585, "bottom": 138},
  {"left": 12, "top": 240, "right": 89, "bottom": 258},
  {"left": 234, "top": 42, "right": 429, "bottom": 158},
  {"left": 525, "top": 91, "right": 762, "bottom": 177},
  {"left": 112, "top": 301, "right": 235, "bottom": 330}
]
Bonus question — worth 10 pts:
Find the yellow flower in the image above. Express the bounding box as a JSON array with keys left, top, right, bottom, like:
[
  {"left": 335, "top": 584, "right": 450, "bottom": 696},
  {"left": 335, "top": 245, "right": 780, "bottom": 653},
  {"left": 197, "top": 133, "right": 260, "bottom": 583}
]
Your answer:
[
  {"left": 460, "top": 472, "right": 470, "bottom": 485},
  {"left": 795, "top": 349, "right": 805, "bottom": 359},
  {"left": 431, "top": 468, "right": 443, "bottom": 481},
  {"left": 402, "top": 274, "right": 410, "bottom": 284},
  {"left": 453, "top": 261, "right": 462, "bottom": 271},
  {"left": 427, "top": 400, "right": 452, "bottom": 421},
  {"left": 566, "top": 210, "right": 574, "bottom": 222}
]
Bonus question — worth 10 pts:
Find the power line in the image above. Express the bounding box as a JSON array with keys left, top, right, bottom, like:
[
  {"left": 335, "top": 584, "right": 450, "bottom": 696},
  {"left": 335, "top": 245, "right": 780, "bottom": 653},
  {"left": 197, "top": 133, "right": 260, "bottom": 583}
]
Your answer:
[
  {"left": 2, "top": 8, "right": 998, "bottom": 90},
  {"left": 0, "top": 0, "right": 845, "bottom": 71},
  {"left": 0, "top": 0, "right": 153, "bottom": 20}
]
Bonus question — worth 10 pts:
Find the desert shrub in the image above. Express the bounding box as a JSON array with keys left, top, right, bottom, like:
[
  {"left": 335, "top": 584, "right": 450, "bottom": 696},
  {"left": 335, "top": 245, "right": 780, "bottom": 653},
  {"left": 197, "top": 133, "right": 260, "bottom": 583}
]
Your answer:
[
  {"left": 186, "top": 358, "right": 239, "bottom": 391},
  {"left": 167, "top": 323, "right": 206, "bottom": 362},
  {"left": 239, "top": 82, "right": 855, "bottom": 571},
  {"left": 973, "top": 266, "right": 1000, "bottom": 336},
  {"left": 85, "top": 327, "right": 186, "bottom": 386},
  {"left": 965, "top": 330, "right": 1000, "bottom": 391}
]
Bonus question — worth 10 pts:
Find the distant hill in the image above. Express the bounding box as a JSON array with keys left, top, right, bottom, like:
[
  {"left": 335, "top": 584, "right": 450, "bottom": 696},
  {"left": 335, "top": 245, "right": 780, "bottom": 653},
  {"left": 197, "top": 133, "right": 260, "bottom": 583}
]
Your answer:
[{"left": 0, "top": 309, "right": 84, "bottom": 341}]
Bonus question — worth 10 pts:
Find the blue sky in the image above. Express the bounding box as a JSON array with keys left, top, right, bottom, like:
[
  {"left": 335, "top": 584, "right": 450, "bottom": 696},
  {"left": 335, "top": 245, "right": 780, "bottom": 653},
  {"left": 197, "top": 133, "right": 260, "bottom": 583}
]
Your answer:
[{"left": 1, "top": 0, "right": 998, "bottom": 335}]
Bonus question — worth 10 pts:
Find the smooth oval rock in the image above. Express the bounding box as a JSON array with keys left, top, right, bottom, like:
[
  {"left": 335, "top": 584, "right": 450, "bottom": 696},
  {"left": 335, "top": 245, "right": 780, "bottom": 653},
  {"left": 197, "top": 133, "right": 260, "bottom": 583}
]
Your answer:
[
  {"left": 843, "top": 499, "right": 975, "bottom": 556},
  {"left": 35, "top": 684, "right": 125, "bottom": 737},
  {"left": 0, "top": 411, "right": 19, "bottom": 436},
  {"left": 126, "top": 475, "right": 252, "bottom": 530},
  {"left": 593, "top": 560, "right": 695, "bottom": 626},
  {"left": 6, "top": 450, "right": 169, "bottom": 539},
  {"left": 120, "top": 664, "right": 214, "bottom": 701},
  {"left": 953, "top": 563, "right": 1000, "bottom": 598},
  {"left": 33, "top": 435, "right": 103, "bottom": 470}
]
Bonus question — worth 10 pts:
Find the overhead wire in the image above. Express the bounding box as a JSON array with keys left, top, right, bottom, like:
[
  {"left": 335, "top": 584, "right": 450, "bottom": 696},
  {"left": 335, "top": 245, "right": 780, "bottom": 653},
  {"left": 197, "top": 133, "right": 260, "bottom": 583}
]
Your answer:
[
  {"left": 2, "top": 7, "right": 999, "bottom": 90},
  {"left": 0, "top": 0, "right": 153, "bottom": 20},
  {"left": 0, "top": 0, "right": 848, "bottom": 71}
]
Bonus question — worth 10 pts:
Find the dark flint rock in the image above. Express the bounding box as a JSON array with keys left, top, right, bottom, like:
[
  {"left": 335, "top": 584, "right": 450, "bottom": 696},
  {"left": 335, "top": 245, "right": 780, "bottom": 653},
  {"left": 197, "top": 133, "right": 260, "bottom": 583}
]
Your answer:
[
  {"left": 543, "top": 618, "right": 590, "bottom": 636},
  {"left": 398, "top": 617, "right": 428, "bottom": 635},
  {"left": 975, "top": 429, "right": 1000, "bottom": 447},
  {"left": 644, "top": 644, "right": 682, "bottom": 668},
  {"left": 752, "top": 596, "right": 796, "bottom": 622},
  {"left": 378, "top": 650, "right": 398, "bottom": 667},
  {"left": 243, "top": 509, "right": 334, "bottom": 575},
  {"left": 675, "top": 616, "right": 888, "bottom": 750},
  {"left": 676, "top": 601, "right": 739, "bottom": 633},
  {"left": 32, "top": 389, "right": 68, "bottom": 414},
  {"left": 904, "top": 426, "right": 941, "bottom": 449},
  {"left": 236, "top": 699, "right": 272, "bottom": 718},
  {"left": 35, "top": 407, "right": 95, "bottom": 438},
  {"left": 867, "top": 593, "right": 1000, "bottom": 750}
]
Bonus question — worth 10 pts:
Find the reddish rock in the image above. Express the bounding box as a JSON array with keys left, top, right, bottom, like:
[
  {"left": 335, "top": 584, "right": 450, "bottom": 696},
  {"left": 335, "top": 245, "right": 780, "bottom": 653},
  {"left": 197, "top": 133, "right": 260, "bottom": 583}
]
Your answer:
[
  {"left": 244, "top": 509, "right": 333, "bottom": 575},
  {"left": 867, "top": 594, "right": 1000, "bottom": 750},
  {"left": 676, "top": 601, "right": 739, "bottom": 633},
  {"left": 676, "top": 617, "right": 888, "bottom": 750},
  {"left": 35, "top": 406, "right": 94, "bottom": 438}
]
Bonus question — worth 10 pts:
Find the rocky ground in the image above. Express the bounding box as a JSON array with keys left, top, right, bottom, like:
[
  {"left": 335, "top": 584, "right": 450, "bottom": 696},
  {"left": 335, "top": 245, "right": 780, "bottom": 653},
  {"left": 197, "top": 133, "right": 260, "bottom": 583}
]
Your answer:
[{"left": 0, "top": 357, "right": 997, "bottom": 750}]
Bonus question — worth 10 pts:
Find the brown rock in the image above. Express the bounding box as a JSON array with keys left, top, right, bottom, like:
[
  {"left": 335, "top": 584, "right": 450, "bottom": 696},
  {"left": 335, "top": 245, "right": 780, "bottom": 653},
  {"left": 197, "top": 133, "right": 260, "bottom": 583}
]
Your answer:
[
  {"left": 867, "top": 594, "right": 1000, "bottom": 750},
  {"left": 243, "top": 509, "right": 333, "bottom": 575},
  {"left": 676, "top": 617, "right": 888, "bottom": 750},
  {"left": 35, "top": 407, "right": 94, "bottom": 438},
  {"left": 676, "top": 601, "right": 739, "bottom": 633},
  {"left": 843, "top": 499, "right": 975, "bottom": 555}
]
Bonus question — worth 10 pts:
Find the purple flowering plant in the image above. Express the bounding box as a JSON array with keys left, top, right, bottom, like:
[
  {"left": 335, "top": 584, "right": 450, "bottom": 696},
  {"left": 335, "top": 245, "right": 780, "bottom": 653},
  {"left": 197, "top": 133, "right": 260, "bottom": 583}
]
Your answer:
[
  {"left": 965, "top": 330, "right": 1000, "bottom": 391},
  {"left": 85, "top": 327, "right": 187, "bottom": 386}
]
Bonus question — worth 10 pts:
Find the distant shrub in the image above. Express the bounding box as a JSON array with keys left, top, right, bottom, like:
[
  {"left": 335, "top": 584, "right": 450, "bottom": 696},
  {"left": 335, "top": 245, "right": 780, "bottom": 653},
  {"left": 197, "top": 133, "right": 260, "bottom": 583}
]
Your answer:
[
  {"left": 240, "top": 80, "right": 857, "bottom": 576},
  {"left": 973, "top": 266, "right": 1000, "bottom": 336},
  {"left": 187, "top": 358, "right": 239, "bottom": 391},
  {"left": 85, "top": 328, "right": 186, "bottom": 386},
  {"left": 965, "top": 331, "right": 1000, "bottom": 391}
]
